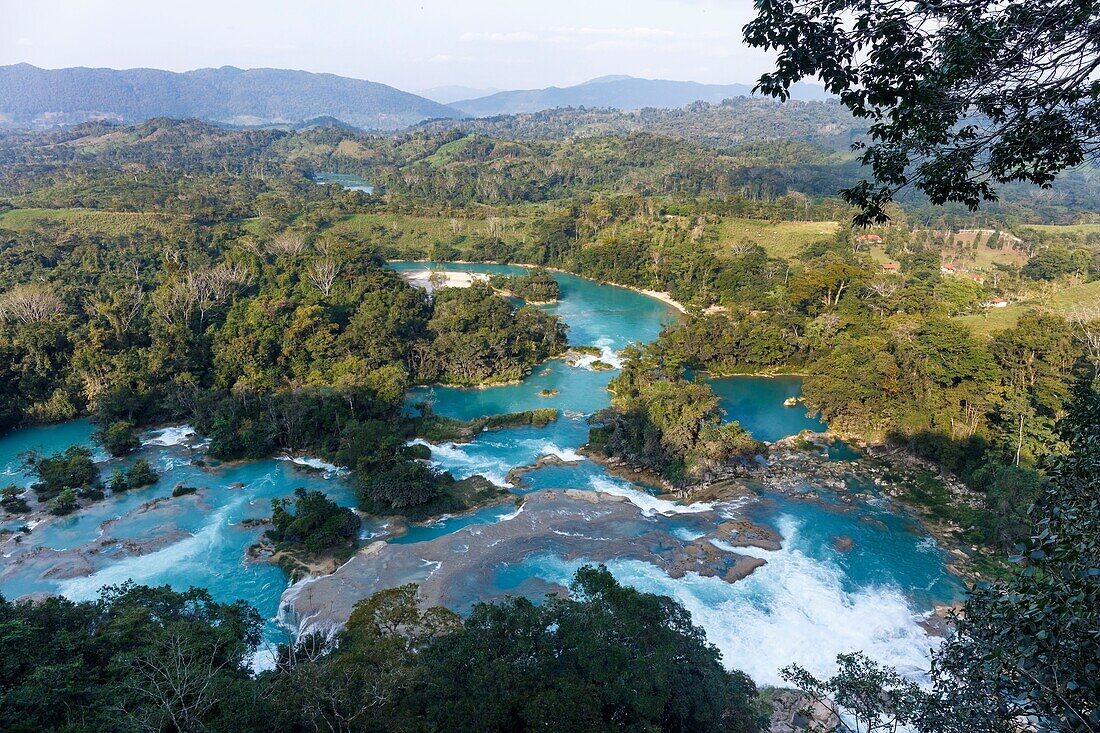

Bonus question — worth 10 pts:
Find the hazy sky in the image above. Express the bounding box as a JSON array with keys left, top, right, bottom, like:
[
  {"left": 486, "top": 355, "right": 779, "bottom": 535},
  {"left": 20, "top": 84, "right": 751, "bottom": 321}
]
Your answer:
[{"left": 1, "top": 0, "right": 776, "bottom": 92}]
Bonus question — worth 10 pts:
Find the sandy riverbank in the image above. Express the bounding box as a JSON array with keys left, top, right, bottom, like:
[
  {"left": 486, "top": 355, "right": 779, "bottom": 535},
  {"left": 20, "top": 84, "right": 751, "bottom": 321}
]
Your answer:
[
  {"left": 397, "top": 268, "right": 491, "bottom": 293},
  {"left": 390, "top": 260, "right": 689, "bottom": 313}
]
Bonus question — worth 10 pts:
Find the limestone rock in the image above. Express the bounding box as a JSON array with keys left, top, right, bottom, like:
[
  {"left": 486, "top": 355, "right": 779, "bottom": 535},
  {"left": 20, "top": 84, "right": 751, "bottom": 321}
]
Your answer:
[{"left": 768, "top": 691, "right": 841, "bottom": 733}]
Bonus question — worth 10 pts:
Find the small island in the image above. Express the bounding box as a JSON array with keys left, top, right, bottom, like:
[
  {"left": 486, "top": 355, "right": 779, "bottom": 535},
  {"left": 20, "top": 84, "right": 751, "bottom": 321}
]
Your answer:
[{"left": 489, "top": 269, "right": 560, "bottom": 304}]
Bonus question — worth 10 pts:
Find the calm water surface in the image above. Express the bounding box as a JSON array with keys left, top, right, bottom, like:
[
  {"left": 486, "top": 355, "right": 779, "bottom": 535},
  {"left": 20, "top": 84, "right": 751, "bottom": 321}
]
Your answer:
[{"left": 311, "top": 171, "right": 374, "bottom": 194}]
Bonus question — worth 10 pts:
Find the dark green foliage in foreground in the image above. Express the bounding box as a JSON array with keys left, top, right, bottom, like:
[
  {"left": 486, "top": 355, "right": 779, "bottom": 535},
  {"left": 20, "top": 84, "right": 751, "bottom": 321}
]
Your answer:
[
  {"left": 0, "top": 568, "right": 761, "bottom": 733},
  {"left": 0, "top": 584, "right": 264, "bottom": 733},
  {"left": 782, "top": 380, "right": 1100, "bottom": 732},
  {"left": 745, "top": 0, "right": 1100, "bottom": 222},
  {"left": 270, "top": 567, "right": 762, "bottom": 733},
  {"left": 268, "top": 487, "right": 360, "bottom": 553},
  {"left": 416, "top": 565, "right": 762, "bottom": 733}
]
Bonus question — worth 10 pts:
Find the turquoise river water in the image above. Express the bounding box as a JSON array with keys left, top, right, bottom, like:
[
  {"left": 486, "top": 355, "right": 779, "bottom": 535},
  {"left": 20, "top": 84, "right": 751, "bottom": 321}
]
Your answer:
[{"left": 0, "top": 263, "right": 962, "bottom": 683}]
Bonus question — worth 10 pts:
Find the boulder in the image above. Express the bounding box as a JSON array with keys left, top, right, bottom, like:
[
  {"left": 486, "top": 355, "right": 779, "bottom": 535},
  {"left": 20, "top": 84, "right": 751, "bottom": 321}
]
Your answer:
[
  {"left": 767, "top": 691, "right": 841, "bottom": 733},
  {"left": 831, "top": 535, "right": 855, "bottom": 552}
]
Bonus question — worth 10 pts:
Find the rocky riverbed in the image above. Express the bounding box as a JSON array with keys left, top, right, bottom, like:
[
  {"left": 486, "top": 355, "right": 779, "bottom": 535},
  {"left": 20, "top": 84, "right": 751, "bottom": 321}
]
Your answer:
[
  {"left": 281, "top": 488, "right": 782, "bottom": 635},
  {"left": 679, "top": 431, "right": 991, "bottom": 580}
]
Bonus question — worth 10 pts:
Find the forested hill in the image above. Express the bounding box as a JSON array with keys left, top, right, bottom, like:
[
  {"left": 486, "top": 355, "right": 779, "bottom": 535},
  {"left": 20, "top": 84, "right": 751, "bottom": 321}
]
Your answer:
[
  {"left": 416, "top": 97, "right": 861, "bottom": 151},
  {"left": 451, "top": 75, "right": 830, "bottom": 116},
  {"left": 0, "top": 64, "right": 462, "bottom": 130}
]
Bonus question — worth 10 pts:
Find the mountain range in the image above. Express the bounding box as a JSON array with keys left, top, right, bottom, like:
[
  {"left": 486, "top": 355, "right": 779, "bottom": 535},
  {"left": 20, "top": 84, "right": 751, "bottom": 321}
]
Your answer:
[
  {"left": 450, "top": 75, "right": 830, "bottom": 116},
  {"left": 0, "top": 64, "right": 833, "bottom": 130},
  {"left": 417, "top": 85, "right": 503, "bottom": 105},
  {"left": 0, "top": 64, "right": 460, "bottom": 130}
]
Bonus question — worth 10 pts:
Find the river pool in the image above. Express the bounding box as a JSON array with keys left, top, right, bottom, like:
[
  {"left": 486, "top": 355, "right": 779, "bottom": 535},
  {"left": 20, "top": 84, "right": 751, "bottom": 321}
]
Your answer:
[{"left": 0, "top": 263, "right": 962, "bottom": 683}]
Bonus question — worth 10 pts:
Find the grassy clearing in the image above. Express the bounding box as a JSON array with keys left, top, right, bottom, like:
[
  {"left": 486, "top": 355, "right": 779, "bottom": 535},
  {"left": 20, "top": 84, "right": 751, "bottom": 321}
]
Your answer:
[
  {"left": 0, "top": 208, "right": 181, "bottom": 235},
  {"left": 963, "top": 244, "right": 1030, "bottom": 270},
  {"left": 327, "top": 212, "right": 529, "bottom": 257},
  {"left": 880, "top": 243, "right": 1029, "bottom": 271},
  {"left": 956, "top": 279, "right": 1100, "bottom": 335},
  {"left": 713, "top": 217, "right": 838, "bottom": 259},
  {"left": 1018, "top": 223, "right": 1100, "bottom": 238},
  {"left": 425, "top": 135, "right": 475, "bottom": 168},
  {"left": 955, "top": 307, "right": 1025, "bottom": 335},
  {"left": 1050, "top": 278, "right": 1100, "bottom": 312}
]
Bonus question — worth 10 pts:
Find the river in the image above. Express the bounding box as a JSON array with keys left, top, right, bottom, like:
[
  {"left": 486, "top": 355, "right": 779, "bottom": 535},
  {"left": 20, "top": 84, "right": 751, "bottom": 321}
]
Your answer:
[{"left": 0, "top": 263, "right": 962, "bottom": 683}]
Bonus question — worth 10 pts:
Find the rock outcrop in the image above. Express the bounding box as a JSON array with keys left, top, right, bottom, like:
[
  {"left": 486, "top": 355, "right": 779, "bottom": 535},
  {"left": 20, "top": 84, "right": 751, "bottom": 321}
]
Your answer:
[{"left": 767, "top": 691, "right": 841, "bottom": 733}]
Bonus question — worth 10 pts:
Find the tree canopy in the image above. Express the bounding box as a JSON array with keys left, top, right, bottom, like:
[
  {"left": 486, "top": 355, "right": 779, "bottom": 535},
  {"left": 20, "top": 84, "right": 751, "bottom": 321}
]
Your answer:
[{"left": 745, "top": 0, "right": 1100, "bottom": 223}]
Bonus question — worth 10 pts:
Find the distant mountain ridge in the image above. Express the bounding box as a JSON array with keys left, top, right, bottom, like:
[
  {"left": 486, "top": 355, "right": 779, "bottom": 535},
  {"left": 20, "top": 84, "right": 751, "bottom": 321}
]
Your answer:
[
  {"left": 0, "top": 64, "right": 462, "bottom": 130},
  {"left": 452, "top": 75, "right": 831, "bottom": 117},
  {"left": 417, "top": 85, "right": 502, "bottom": 105}
]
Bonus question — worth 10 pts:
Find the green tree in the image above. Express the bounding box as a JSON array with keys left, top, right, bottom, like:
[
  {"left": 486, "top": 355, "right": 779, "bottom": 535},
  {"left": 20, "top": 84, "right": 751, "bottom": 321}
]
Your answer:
[
  {"left": 745, "top": 0, "right": 1100, "bottom": 222},
  {"left": 415, "top": 565, "right": 762, "bottom": 733},
  {"left": 0, "top": 584, "right": 263, "bottom": 733},
  {"left": 23, "top": 446, "right": 102, "bottom": 504},
  {"left": 362, "top": 460, "right": 441, "bottom": 510},
  {"left": 268, "top": 487, "right": 360, "bottom": 553},
  {"left": 94, "top": 420, "right": 141, "bottom": 457}
]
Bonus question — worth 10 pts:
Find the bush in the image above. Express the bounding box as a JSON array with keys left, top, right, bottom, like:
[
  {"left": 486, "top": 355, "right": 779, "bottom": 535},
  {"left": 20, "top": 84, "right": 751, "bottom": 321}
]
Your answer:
[
  {"left": 49, "top": 487, "right": 79, "bottom": 515},
  {"left": 1, "top": 484, "right": 29, "bottom": 513},
  {"left": 126, "top": 459, "right": 159, "bottom": 489},
  {"left": 94, "top": 420, "right": 140, "bottom": 457},
  {"left": 268, "top": 487, "right": 360, "bottom": 554},
  {"left": 361, "top": 460, "right": 440, "bottom": 510},
  {"left": 107, "top": 459, "right": 159, "bottom": 492},
  {"left": 23, "top": 447, "right": 102, "bottom": 503}
]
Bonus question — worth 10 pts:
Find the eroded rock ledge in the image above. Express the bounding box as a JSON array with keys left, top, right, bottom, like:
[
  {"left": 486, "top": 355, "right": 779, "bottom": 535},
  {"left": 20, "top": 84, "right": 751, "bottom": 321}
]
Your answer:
[{"left": 282, "top": 489, "right": 781, "bottom": 635}]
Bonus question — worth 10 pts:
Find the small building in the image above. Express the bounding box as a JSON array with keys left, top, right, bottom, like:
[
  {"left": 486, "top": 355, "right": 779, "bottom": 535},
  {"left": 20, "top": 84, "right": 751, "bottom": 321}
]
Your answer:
[
  {"left": 881, "top": 262, "right": 900, "bottom": 272},
  {"left": 989, "top": 297, "right": 1008, "bottom": 308},
  {"left": 855, "top": 233, "right": 883, "bottom": 244},
  {"left": 967, "top": 273, "right": 986, "bottom": 285},
  {"left": 940, "top": 263, "right": 958, "bottom": 273}
]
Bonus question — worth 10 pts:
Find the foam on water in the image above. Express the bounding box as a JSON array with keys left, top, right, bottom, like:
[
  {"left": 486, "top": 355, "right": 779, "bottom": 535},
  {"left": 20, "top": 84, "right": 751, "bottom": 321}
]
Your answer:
[
  {"left": 143, "top": 425, "right": 196, "bottom": 447},
  {"left": 497, "top": 503, "right": 525, "bottom": 521},
  {"left": 666, "top": 516, "right": 939, "bottom": 684},
  {"left": 571, "top": 337, "right": 624, "bottom": 370},
  {"left": 56, "top": 498, "right": 242, "bottom": 600},
  {"left": 531, "top": 442, "right": 586, "bottom": 462},
  {"left": 588, "top": 475, "right": 714, "bottom": 516},
  {"left": 277, "top": 455, "right": 345, "bottom": 476},
  {"left": 409, "top": 439, "right": 512, "bottom": 487},
  {"left": 519, "top": 513, "right": 939, "bottom": 686},
  {"left": 280, "top": 573, "right": 341, "bottom": 638},
  {"left": 709, "top": 538, "right": 776, "bottom": 560}
]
